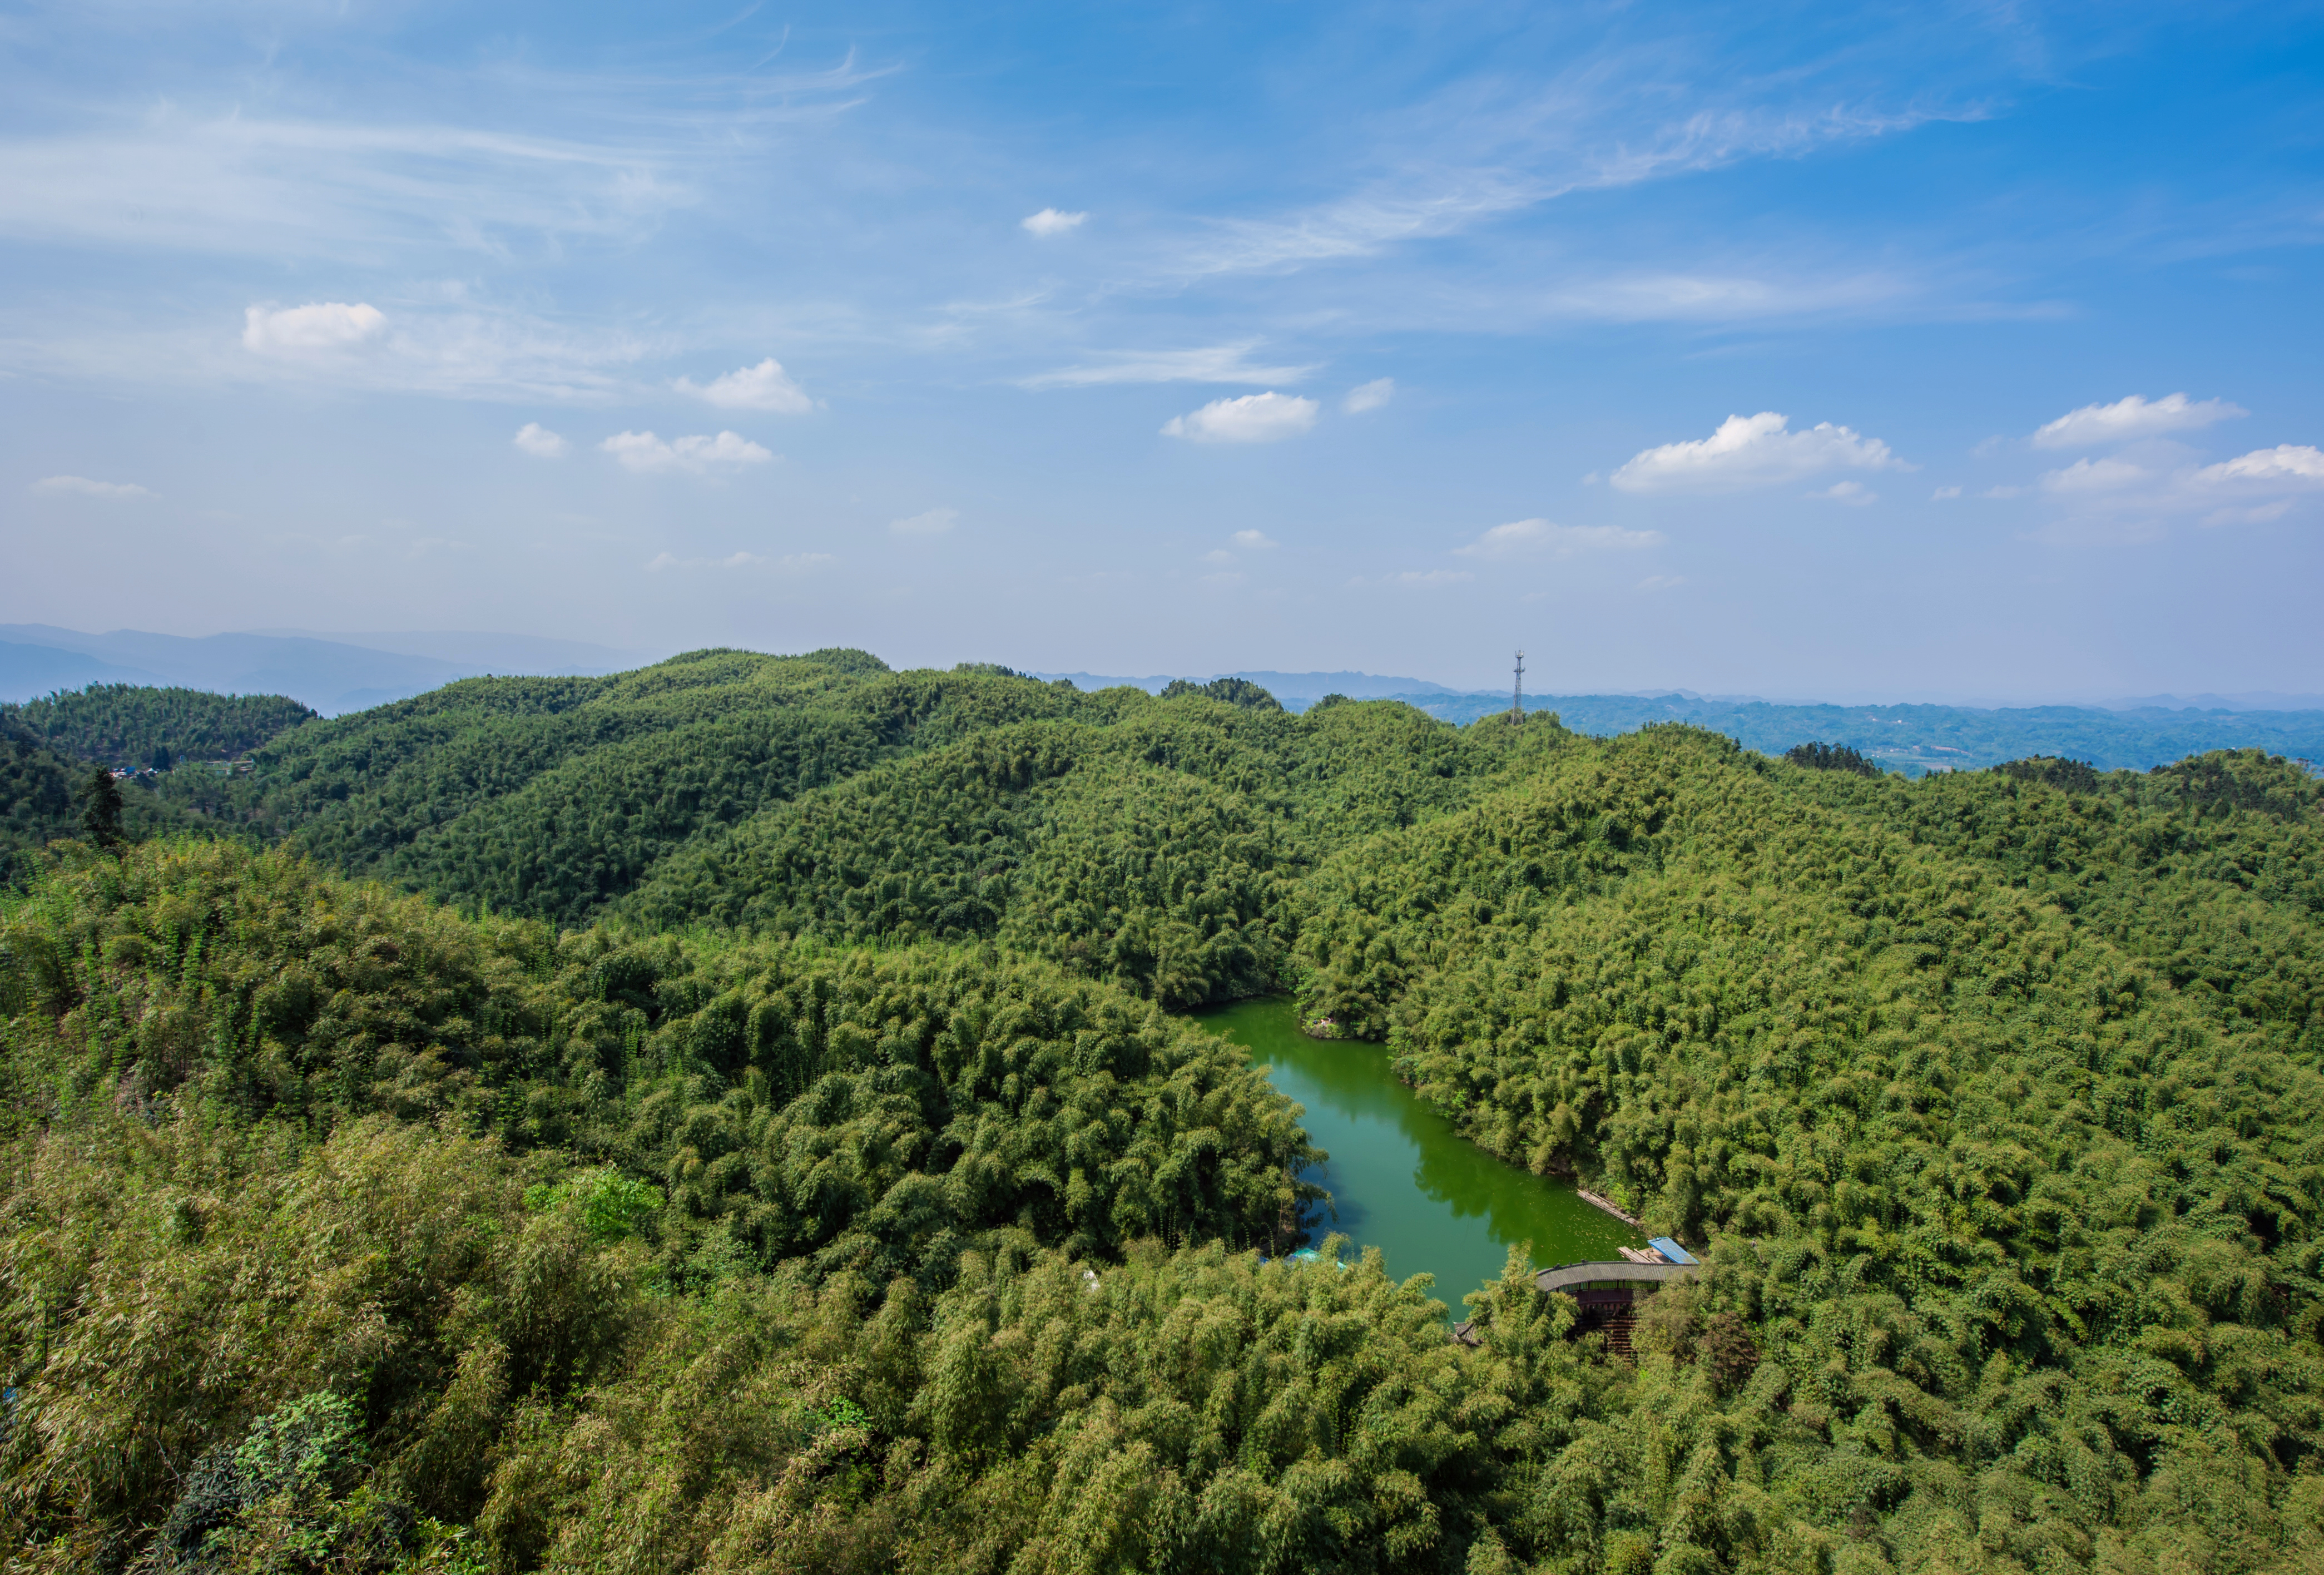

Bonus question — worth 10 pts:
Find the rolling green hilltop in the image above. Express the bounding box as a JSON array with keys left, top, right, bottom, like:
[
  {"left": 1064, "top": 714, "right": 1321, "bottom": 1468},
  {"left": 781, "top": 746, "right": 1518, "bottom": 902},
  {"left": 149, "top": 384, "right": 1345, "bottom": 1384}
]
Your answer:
[
  {"left": 0, "top": 684, "right": 318, "bottom": 769},
  {"left": 3, "top": 647, "right": 2323, "bottom": 1572}
]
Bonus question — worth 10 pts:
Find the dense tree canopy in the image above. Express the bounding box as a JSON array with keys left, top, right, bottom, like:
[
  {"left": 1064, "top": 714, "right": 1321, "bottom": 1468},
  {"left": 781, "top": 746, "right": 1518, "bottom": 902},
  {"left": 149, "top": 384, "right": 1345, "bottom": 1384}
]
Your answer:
[
  {"left": 2, "top": 718, "right": 207, "bottom": 875},
  {"left": 3, "top": 651, "right": 2323, "bottom": 1571},
  {"left": 1159, "top": 676, "right": 1287, "bottom": 712},
  {"left": 1782, "top": 740, "right": 1880, "bottom": 775},
  {"left": 1, "top": 682, "right": 314, "bottom": 765}
]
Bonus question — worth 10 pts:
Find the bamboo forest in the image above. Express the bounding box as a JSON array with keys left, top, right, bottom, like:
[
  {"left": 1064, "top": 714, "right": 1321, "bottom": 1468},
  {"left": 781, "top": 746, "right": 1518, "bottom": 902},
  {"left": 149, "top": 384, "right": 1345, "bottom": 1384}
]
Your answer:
[{"left": 3, "top": 648, "right": 2322, "bottom": 1574}]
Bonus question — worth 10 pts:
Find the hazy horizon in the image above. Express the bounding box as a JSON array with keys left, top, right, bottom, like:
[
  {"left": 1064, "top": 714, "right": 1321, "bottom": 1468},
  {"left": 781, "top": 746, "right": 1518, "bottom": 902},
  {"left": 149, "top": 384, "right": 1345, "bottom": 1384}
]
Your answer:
[{"left": 8, "top": 619, "right": 2324, "bottom": 717}]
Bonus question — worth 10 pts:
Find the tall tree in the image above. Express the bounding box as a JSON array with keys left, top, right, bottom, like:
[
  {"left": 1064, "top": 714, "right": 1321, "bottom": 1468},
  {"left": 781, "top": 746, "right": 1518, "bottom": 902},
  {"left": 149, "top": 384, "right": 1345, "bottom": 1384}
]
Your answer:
[{"left": 78, "top": 767, "right": 126, "bottom": 851}]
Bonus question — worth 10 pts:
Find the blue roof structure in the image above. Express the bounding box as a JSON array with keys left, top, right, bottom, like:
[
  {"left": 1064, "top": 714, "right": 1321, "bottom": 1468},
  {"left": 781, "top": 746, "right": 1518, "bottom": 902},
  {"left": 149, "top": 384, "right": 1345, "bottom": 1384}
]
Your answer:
[{"left": 1648, "top": 1237, "right": 1698, "bottom": 1265}]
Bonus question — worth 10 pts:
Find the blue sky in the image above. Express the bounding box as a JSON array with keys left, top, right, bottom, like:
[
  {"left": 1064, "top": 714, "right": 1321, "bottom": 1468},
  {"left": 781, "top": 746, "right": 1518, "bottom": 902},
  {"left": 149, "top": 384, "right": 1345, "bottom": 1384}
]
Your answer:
[{"left": 3, "top": 0, "right": 2320, "bottom": 700}]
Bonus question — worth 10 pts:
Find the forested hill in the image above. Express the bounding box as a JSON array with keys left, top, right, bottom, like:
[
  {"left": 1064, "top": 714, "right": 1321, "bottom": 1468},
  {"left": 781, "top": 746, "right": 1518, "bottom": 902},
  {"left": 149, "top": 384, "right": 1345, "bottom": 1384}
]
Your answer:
[
  {"left": 7, "top": 648, "right": 2324, "bottom": 1569},
  {"left": 2, "top": 717, "right": 216, "bottom": 866},
  {"left": 1, "top": 682, "right": 316, "bottom": 871},
  {"left": 130, "top": 648, "right": 1533, "bottom": 935},
  {"left": 1, "top": 682, "right": 315, "bottom": 767}
]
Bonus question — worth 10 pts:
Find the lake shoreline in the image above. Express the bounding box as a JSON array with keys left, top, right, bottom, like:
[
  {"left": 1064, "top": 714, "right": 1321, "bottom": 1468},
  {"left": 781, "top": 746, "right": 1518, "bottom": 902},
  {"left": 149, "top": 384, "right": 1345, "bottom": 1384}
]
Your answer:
[
  {"left": 1219, "top": 994, "right": 1653, "bottom": 1240},
  {"left": 1574, "top": 1188, "right": 1646, "bottom": 1230},
  {"left": 1192, "top": 995, "right": 1644, "bottom": 1306}
]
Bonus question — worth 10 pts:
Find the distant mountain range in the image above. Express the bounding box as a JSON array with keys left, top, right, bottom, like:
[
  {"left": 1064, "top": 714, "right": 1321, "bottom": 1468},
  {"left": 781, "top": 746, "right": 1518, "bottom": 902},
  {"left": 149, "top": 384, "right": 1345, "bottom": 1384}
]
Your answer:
[
  {"left": 1034, "top": 670, "right": 2324, "bottom": 715},
  {"left": 1379, "top": 691, "right": 2324, "bottom": 775},
  {"left": 2099, "top": 692, "right": 2324, "bottom": 712},
  {"left": 6, "top": 636, "right": 2319, "bottom": 773},
  {"left": 0, "top": 626, "right": 650, "bottom": 714},
  {"left": 1029, "top": 669, "right": 2324, "bottom": 775}
]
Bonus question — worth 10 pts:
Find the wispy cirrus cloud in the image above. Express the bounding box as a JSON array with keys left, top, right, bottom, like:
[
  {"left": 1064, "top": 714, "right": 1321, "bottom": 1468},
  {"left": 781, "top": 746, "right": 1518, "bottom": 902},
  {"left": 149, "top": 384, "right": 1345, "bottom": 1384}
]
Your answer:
[
  {"left": 0, "top": 53, "right": 881, "bottom": 264},
  {"left": 1453, "top": 518, "right": 1662, "bottom": 558},
  {"left": 1163, "top": 88, "right": 1983, "bottom": 286},
  {"left": 31, "top": 474, "right": 153, "bottom": 499},
  {"left": 1020, "top": 342, "right": 1315, "bottom": 389},
  {"left": 1528, "top": 268, "right": 1920, "bottom": 324},
  {"left": 2040, "top": 457, "right": 2150, "bottom": 494},
  {"left": 0, "top": 117, "right": 695, "bottom": 262},
  {"left": 646, "top": 550, "right": 834, "bottom": 571},
  {"left": 224, "top": 298, "right": 662, "bottom": 401},
  {"left": 2031, "top": 393, "right": 2247, "bottom": 449},
  {"left": 0, "top": 286, "right": 672, "bottom": 403},
  {"left": 891, "top": 507, "right": 958, "bottom": 536}
]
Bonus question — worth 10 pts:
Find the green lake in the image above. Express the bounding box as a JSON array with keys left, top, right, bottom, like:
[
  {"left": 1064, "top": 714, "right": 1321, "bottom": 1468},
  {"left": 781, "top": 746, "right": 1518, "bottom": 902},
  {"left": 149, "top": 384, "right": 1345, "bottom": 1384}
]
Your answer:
[{"left": 1192, "top": 997, "right": 1642, "bottom": 1310}]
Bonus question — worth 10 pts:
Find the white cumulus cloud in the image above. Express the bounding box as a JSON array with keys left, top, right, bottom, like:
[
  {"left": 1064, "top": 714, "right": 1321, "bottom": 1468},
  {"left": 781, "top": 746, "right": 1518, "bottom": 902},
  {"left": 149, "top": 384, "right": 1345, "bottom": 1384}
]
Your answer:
[
  {"left": 2191, "top": 444, "right": 2324, "bottom": 486},
  {"left": 1609, "top": 412, "right": 1906, "bottom": 493},
  {"left": 676, "top": 358, "right": 812, "bottom": 414},
  {"left": 31, "top": 474, "right": 153, "bottom": 499},
  {"left": 2030, "top": 393, "right": 2246, "bottom": 449},
  {"left": 1022, "top": 208, "right": 1088, "bottom": 236},
  {"left": 1818, "top": 481, "right": 1877, "bottom": 505},
  {"left": 1232, "top": 529, "right": 1278, "bottom": 548},
  {"left": 1161, "top": 392, "right": 1319, "bottom": 444},
  {"left": 242, "top": 301, "right": 384, "bottom": 353},
  {"left": 602, "top": 430, "right": 775, "bottom": 475},
  {"left": 1344, "top": 378, "right": 1394, "bottom": 414},
  {"left": 1453, "top": 518, "right": 1663, "bottom": 558},
  {"left": 891, "top": 507, "right": 958, "bottom": 536},
  {"left": 2007, "top": 442, "right": 2322, "bottom": 542},
  {"left": 513, "top": 423, "right": 567, "bottom": 458}
]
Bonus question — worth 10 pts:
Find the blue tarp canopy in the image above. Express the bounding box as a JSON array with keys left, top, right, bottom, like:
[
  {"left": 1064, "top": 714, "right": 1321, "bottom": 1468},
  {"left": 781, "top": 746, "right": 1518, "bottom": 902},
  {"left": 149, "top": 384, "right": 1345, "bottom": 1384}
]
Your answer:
[{"left": 1648, "top": 1237, "right": 1698, "bottom": 1265}]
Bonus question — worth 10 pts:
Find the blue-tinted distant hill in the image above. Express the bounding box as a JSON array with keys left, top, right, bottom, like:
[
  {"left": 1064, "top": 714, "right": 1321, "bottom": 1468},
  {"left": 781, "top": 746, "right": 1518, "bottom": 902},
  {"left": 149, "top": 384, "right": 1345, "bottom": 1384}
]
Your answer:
[
  {"left": 1031, "top": 668, "right": 2324, "bottom": 771},
  {"left": 1391, "top": 690, "right": 2324, "bottom": 773},
  {"left": 0, "top": 625, "right": 648, "bottom": 712},
  {"left": 0, "top": 638, "right": 170, "bottom": 698}
]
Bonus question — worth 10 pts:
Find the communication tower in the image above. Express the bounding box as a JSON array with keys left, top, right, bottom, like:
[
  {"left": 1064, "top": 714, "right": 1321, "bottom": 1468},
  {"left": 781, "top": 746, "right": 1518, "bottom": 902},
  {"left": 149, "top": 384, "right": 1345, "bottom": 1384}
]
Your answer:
[{"left": 1511, "top": 650, "right": 1525, "bottom": 723}]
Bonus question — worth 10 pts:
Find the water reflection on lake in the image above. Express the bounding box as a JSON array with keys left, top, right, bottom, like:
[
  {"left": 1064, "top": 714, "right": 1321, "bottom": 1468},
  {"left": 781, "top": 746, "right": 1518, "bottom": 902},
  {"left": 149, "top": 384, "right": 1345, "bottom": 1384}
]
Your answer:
[{"left": 1193, "top": 996, "right": 1642, "bottom": 1313}]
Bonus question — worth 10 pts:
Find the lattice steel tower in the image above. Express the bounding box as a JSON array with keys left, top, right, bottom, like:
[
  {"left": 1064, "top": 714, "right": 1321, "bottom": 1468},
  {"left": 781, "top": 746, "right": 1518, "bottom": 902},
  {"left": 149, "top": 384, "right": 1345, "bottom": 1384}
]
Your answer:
[{"left": 1512, "top": 650, "right": 1525, "bottom": 722}]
